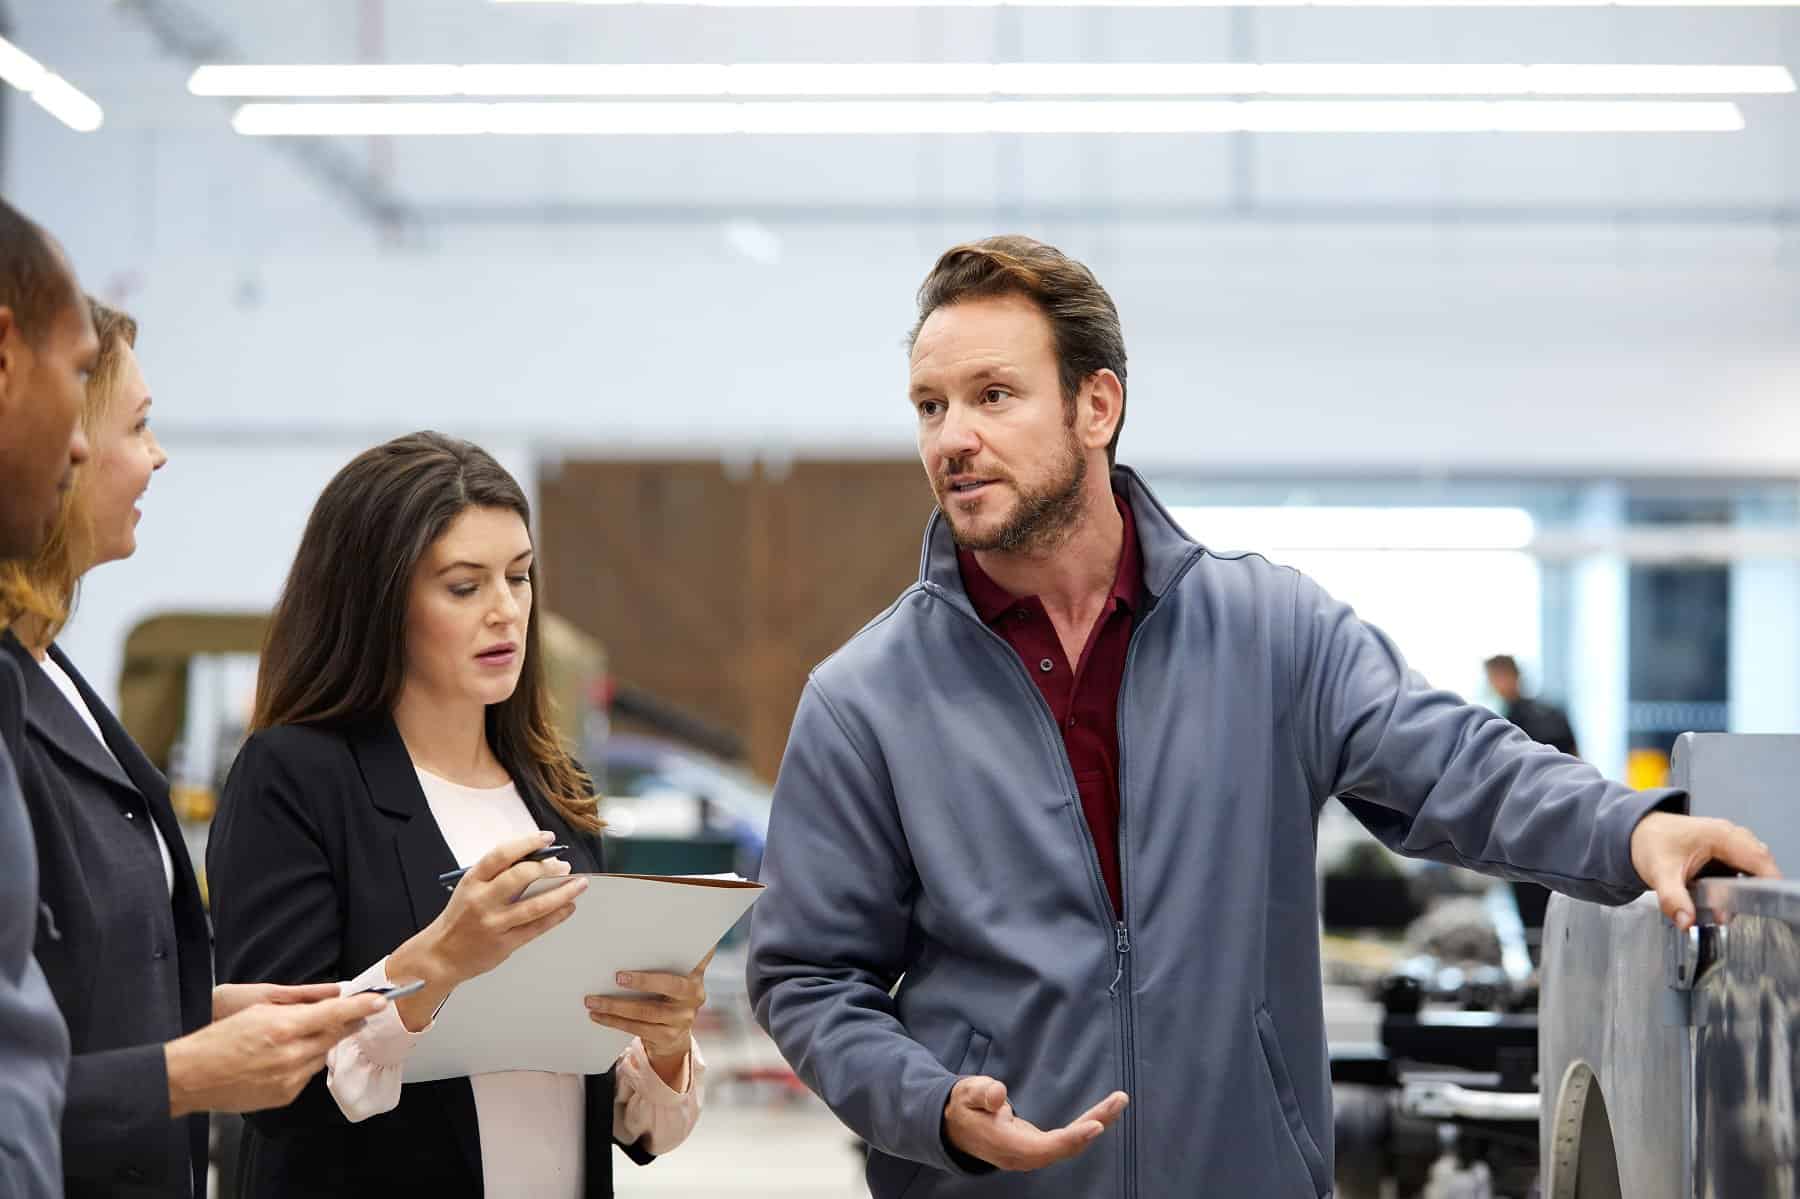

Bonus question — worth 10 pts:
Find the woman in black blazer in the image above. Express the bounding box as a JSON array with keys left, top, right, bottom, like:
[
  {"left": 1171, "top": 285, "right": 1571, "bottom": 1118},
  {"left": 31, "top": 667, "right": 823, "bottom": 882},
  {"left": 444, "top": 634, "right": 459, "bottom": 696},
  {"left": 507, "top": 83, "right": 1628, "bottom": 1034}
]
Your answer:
[
  {"left": 207, "top": 432, "right": 709, "bottom": 1199},
  {"left": 0, "top": 301, "right": 383, "bottom": 1199}
]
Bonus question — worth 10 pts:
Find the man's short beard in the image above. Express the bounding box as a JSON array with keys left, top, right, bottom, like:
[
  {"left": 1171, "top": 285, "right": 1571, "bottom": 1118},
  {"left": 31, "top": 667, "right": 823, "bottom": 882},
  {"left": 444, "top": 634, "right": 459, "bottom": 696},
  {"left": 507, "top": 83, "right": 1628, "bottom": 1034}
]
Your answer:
[{"left": 948, "top": 429, "right": 1089, "bottom": 555}]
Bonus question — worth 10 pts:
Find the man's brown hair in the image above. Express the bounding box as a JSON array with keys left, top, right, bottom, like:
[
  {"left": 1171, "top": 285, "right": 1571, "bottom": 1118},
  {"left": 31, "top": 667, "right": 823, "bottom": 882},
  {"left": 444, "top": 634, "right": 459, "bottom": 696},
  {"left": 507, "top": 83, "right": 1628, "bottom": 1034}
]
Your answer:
[
  {"left": 0, "top": 298, "right": 138, "bottom": 644},
  {"left": 911, "top": 235, "right": 1128, "bottom": 465},
  {"left": 0, "top": 199, "right": 79, "bottom": 346}
]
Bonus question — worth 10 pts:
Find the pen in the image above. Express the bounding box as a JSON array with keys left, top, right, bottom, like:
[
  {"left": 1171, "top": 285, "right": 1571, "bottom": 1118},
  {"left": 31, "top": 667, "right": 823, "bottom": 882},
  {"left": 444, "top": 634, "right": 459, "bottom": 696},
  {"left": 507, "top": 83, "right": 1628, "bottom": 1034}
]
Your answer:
[{"left": 438, "top": 845, "right": 570, "bottom": 891}]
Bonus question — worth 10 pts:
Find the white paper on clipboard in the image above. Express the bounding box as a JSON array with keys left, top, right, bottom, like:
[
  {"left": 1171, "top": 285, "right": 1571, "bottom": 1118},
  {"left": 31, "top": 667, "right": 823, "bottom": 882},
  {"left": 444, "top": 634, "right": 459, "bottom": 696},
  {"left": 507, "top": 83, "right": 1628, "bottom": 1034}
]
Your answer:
[{"left": 406, "top": 873, "right": 763, "bottom": 1082}]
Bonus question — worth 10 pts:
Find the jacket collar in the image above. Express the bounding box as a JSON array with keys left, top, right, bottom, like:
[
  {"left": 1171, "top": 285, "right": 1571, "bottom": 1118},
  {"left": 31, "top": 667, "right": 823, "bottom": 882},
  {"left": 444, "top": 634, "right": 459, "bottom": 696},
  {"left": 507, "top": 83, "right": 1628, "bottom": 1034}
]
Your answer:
[
  {"left": 2, "top": 630, "right": 140, "bottom": 797},
  {"left": 918, "top": 464, "right": 1202, "bottom": 613}
]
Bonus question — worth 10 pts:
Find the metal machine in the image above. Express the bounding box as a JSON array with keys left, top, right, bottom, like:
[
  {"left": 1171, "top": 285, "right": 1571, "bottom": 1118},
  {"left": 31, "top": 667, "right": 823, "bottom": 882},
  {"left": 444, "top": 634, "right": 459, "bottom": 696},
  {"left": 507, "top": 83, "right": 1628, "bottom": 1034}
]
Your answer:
[{"left": 1540, "top": 733, "right": 1800, "bottom": 1198}]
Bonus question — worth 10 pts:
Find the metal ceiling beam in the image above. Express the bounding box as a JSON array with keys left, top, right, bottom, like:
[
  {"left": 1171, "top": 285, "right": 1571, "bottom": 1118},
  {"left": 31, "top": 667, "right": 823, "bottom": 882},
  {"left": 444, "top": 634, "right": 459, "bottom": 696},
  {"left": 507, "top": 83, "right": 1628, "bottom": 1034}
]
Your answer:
[{"left": 110, "top": 0, "right": 417, "bottom": 233}]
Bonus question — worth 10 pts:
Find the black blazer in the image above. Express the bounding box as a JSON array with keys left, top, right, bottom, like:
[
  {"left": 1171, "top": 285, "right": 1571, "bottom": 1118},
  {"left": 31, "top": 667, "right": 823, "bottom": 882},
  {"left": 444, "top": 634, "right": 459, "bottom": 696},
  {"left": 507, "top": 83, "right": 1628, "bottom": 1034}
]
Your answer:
[
  {"left": 0, "top": 633, "right": 212, "bottom": 1199},
  {"left": 206, "top": 715, "right": 645, "bottom": 1198}
]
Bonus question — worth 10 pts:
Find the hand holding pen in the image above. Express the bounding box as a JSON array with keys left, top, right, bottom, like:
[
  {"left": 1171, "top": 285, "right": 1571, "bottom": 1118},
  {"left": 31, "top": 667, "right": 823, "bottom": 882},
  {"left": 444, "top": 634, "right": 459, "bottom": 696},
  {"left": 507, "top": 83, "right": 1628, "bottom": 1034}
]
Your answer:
[{"left": 383, "top": 832, "right": 586, "bottom": 1031}]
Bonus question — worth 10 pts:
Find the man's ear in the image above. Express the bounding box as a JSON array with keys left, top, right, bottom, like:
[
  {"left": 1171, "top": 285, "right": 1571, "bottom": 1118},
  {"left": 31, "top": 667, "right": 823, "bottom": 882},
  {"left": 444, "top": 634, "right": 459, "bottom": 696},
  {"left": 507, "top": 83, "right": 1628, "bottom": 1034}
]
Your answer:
[
  {"left": 0, "top": 308, "right": 19, "bottom": 420},
  {"left": 1079, "top": 369, "right": 1124, "bottom": 453}
]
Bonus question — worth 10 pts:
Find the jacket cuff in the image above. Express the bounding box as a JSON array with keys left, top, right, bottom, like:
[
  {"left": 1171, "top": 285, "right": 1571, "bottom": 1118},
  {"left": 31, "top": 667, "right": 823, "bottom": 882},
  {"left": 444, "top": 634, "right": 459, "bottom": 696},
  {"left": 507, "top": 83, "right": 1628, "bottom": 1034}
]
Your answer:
[
  {"left": 940, "top": 1109, "right": 999, "bottom": 1175},
  {"left": 337, "top": 958, "right": 427, "bottom": 1064},
  {"left": 1613, "top": 786, "right": 1690, "bottom": 897},
  {"left": 63, "top": 1044, "right": 176, "bottom": 1187},
  {"left": 911, "top": 1071, "right": 996, "bottom": 1177}
]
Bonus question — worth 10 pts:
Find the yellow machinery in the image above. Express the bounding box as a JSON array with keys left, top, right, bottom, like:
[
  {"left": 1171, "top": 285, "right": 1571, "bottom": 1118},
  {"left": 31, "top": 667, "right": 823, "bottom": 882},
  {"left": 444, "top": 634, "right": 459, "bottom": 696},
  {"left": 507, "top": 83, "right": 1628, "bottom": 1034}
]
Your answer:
[{"left": 117, "top": 609, "right": 607, "bottom": 825}]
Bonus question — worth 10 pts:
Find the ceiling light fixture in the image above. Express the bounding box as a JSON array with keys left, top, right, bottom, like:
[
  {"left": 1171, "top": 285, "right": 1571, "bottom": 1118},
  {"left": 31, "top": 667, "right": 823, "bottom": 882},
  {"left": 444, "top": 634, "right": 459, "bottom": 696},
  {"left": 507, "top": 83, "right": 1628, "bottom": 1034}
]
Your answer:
[
  {"left": 493, "top": 0, "right": 1800, "bottom": 9},
  {"left": 0, "top": 35, "right": 103, "bottom": 131},
  {"left": 190, "top": 62, "right": 1797, "bottom": 98},
  {"left": 229, "top": 98, "right": 1747, "bottom": 135}
]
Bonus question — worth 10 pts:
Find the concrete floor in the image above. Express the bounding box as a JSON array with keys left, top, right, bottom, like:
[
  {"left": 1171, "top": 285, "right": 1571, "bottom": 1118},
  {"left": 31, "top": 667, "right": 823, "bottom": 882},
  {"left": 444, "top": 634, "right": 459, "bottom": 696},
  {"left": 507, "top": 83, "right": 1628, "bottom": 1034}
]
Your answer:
[{"left": 612, "top": 1096, "right": 869, "bottom": 1198}]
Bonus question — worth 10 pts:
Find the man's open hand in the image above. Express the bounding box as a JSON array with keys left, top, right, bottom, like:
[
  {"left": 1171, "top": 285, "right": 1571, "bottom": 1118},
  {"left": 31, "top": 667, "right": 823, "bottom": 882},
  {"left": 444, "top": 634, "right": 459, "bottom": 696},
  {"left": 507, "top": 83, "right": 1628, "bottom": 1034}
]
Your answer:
[
  {"left": 943, "top": 1076, "right": 1128, "bottom": 1172},
  {"left": 1630, "top": 810, "right": 1781, "bottom": 931}
]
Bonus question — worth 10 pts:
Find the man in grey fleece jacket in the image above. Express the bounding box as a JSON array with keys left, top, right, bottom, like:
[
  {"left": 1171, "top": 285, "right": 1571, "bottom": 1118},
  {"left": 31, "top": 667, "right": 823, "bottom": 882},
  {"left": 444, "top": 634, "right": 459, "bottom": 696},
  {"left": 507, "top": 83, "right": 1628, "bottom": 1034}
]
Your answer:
[{"left": 747, "top": 235, "right": 1779, "bottom": 1198}]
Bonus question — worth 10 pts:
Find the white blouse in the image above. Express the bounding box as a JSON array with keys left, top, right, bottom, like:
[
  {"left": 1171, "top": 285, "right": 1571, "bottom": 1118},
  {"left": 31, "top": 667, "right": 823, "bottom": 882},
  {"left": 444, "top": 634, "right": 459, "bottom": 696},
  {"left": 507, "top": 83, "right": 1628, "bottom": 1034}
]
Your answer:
[{"left": 325, "top": 769, "right": 703, "bottom": 1196}]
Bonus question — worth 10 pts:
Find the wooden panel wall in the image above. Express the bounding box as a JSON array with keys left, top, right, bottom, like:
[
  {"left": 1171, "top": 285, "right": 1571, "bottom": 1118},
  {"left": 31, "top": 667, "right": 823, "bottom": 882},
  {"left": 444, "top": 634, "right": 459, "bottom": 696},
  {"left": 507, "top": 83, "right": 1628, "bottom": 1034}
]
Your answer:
[{"left": 539, "top": 460, "right": 936, "bottom": 780}]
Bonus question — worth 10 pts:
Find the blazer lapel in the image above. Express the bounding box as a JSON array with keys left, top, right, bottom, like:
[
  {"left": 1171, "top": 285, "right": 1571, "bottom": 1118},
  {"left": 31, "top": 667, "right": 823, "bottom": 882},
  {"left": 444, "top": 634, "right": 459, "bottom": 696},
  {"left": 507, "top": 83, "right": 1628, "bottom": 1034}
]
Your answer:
[
  {"left": 50, "top": 645, "right": 172, "bottom": 807},
  {"left": 345, "top": 716, "right": 461, "bottom": 937},
  {"left": 46, "top": 644, "right": 215, "bottom": 1030},
  {"left": 2, "top": 632, "right": 139, "bottom": 796},
  {"left": 345, "top": 715, "right": 486, "bottom": 1182}
]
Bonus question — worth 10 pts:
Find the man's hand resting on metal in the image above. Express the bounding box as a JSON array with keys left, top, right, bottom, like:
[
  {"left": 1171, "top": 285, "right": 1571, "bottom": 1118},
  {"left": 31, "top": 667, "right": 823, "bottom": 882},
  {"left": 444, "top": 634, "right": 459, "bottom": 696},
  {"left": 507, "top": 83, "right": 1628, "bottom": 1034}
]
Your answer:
[
  {"left": 943, "top": 1076, "right": 1129, "bottom": 1171},
  {"left": 1630, "top": 810, "right": 1782, "bottom": 931}
]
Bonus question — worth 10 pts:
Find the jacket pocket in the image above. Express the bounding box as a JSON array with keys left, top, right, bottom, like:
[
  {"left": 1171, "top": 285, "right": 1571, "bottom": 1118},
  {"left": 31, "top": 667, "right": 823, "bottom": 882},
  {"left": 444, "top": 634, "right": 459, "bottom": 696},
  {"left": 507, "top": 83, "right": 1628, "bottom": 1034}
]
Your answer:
[
  {"left": 868, "top": 1028, "right": 996, "bottom": 1199},
  {"left": 958, "top": 1028, "right": 993, "bottom": 1079},
  {"left": 1254, "top": 1006, "right": 1330, "bottom": 1198}
]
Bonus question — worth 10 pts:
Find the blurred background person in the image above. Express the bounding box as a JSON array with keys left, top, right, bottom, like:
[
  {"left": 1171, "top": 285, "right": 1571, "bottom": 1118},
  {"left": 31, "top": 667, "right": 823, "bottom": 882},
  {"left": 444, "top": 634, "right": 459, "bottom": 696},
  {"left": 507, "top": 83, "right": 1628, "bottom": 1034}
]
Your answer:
[
  {"left": 0, "top": 296, "right": 386, "bottom": 1199},
  {"left": 0, "top": 193, "right": 91, "bottom": 1199},
  {"left": 207, "top": 433, "right": 706, "bottom": 1199},
  {"left": 1484, "top": 654, "right": 1580, "bottom": 757}
]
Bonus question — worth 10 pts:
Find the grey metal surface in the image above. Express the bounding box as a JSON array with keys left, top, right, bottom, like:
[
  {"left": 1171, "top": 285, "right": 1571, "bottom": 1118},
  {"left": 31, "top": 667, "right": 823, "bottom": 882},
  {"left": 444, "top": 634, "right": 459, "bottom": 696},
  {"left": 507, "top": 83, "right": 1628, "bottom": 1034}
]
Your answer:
[
  {"left": 1692, "top": 878, "right": 1800, "bottom": 1199},
  {"left": 1540, "top": 892, "right": 1690, "bottom": 1199},
  {"left": 1540, "top": 734, "right": 1800, "bottom": 1197},
  {"left": 1668, "top": 733, "right": 1800, "bottom": 874}
]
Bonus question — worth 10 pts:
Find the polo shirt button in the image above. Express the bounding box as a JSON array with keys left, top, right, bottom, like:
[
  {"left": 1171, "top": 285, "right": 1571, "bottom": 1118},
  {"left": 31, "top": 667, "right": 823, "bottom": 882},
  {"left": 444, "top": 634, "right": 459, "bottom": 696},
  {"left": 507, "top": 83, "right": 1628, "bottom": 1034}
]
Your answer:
[
  {"left": 124, "top": 811, "right": 135, "bottom": 820},
  {"left": 1039, "top": 658, "right": 1054, "bottom": 672},
  {"left": 152, "top": 947, "right": 168, "bottom": 961}
]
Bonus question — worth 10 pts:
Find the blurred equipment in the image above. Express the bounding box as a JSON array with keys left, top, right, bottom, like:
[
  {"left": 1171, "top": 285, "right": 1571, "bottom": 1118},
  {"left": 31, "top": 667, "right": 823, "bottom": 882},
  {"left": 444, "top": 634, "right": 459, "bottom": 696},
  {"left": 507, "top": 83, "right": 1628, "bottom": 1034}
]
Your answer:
[
  {"left": 1331, "top": 883, "right": 1543, "bottom": 1199},
  {"left": 114, "top": 609, "right": 610, "bottom": 900},
  {"left": 596, "top": 733, "right": 772, "bottom": 881},
  {"left": 117, "top": 610, "right": 267, "bottom": 782},
  {"left": 1539, "top": 732, "right": 1800, "bottom": 1199}
]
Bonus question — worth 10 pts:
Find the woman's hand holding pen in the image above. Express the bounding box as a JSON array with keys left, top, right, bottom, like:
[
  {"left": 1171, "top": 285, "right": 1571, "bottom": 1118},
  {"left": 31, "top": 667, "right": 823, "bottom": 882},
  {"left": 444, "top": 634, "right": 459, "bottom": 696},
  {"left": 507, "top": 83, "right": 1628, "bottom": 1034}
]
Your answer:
[
  {"left": 586, "top": 949, "right": 713, "bottom": 1091},
  {"left": 386, "top": 831, "right": 586, "bottom": 1031}
]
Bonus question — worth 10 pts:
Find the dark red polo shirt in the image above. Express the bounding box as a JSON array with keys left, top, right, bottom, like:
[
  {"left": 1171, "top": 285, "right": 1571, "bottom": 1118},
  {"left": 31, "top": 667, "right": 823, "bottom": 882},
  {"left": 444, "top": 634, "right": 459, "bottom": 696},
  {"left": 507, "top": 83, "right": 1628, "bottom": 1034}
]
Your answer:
[{"left": 956, "top": 493, "right": 1145, "bottom": 918}]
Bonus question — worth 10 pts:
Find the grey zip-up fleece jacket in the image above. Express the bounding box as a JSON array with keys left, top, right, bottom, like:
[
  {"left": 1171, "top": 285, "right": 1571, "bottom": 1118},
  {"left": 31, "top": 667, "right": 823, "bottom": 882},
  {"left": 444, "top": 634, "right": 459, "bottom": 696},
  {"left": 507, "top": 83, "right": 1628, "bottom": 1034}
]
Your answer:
[{"left": 748, "top": 466, "right": 1676, "bottom": 1198}]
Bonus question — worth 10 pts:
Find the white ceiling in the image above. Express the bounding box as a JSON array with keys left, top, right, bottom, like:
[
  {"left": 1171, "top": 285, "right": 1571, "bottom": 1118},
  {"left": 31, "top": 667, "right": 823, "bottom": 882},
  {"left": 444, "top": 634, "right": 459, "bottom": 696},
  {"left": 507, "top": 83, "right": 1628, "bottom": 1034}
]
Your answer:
[{"left": 16, "top": 0, "right": 1800, "bottom": 228}]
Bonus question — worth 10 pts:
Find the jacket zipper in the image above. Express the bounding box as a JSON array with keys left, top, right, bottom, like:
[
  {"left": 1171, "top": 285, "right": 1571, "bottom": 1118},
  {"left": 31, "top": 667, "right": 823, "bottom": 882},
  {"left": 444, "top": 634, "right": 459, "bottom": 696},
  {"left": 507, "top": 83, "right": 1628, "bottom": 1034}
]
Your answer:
[
  {"left": 1109, "top": 545, "right": 1203, "bottom": 1199},
  {"left": 927, "top": 543, "right": 1202, "bottom": 1199}
]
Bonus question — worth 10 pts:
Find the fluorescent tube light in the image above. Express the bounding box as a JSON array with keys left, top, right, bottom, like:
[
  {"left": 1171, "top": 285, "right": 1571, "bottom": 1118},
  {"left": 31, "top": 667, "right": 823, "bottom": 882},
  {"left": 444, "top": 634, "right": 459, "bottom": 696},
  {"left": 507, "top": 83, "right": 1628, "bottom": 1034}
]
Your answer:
[
  {"left": 494, "top": 0, "right": 1800, "bottom": 8},
  {"left": 230, "top": 99, "right": 1746, "bottom": 136},
  {"left": 193, "top": 62, "right": 1796, "bottom": 98},
  {"left": 0, "top": 36, "right": 49, "bottom": 92},
  {"left": 29, "top": 73, "right": 104, "bottom": 132},
  {"left": 0, "top": 35, "right": 103, "bottom": 131},
  {"left": 1170, "top": 507, "right": 1537, "bottom": 552}
]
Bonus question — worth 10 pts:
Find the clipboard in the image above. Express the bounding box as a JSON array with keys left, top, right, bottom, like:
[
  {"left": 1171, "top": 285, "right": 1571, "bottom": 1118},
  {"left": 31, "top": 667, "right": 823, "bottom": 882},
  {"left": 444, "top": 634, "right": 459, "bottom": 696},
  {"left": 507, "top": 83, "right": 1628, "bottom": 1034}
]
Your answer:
[{"left": 405, "top": 872, "right": 763, "bottom": 1082}]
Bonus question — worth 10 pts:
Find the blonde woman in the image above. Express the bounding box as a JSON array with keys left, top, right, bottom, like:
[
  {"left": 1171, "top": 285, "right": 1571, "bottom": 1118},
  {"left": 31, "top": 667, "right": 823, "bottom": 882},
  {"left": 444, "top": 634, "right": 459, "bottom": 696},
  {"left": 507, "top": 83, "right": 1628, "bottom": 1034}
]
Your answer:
[{"left": 0, "top": 300, "right": 383, "bottom": 1199}]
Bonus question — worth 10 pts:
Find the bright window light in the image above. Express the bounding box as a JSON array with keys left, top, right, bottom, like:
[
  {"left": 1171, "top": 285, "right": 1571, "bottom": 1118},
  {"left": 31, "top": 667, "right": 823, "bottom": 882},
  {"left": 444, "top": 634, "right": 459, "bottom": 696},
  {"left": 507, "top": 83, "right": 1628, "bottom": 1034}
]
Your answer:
[
  {"left": 0, "top": 35, "right": 102, "bottom": 132},
  {"left": 230, "top": 99, "right": 1745, "bottom": 136},
  {"left": 1168, "top": 506, "right": 1537, "bottom": 552},
  {"left": 1170, "top": 506, "right": 1543, "bottom": 699},
  {"left": 191, "top": 62, "right": 1796, "bottom": 99}
]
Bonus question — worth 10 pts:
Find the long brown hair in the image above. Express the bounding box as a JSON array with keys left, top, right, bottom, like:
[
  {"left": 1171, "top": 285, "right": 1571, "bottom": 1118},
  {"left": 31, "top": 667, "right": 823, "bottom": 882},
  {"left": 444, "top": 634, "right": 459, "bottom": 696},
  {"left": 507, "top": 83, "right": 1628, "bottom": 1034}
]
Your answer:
[
  {"left": 0, "top": 297, "right": 139, "bottom": 645},
  {"left": 253, "top": 431, "right": 599, "bottom": 832}
]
